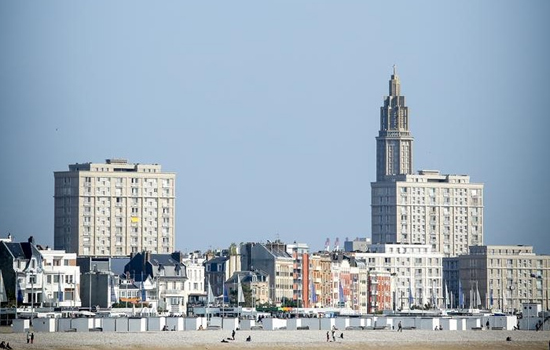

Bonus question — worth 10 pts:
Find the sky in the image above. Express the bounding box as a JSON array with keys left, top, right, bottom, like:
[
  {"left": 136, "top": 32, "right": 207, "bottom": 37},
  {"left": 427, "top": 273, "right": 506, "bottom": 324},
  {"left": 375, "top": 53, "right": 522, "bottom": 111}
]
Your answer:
[{"left": 0, "top": 1, "right": 549, "bottom": 254}]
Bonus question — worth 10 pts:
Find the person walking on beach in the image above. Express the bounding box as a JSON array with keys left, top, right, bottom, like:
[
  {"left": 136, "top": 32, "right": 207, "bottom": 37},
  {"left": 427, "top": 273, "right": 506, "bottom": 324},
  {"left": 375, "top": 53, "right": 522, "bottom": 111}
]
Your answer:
[
  {"left": 30, "top": 332, "right": 34, "bottom": 344},
  {"left": 331, "top": 329, "right": 336, "bottom": 341},
  {"left": 26, "top": 331, "right": 30, "bottom": 344},
  {"left": 486, "top": 320, "right": 490, "bottom": 330},
  {"left": 231, "top": 329, "right": 235, "bottom": 340},
  {"left": 397, "top": 321, "right": 402, "bottom": 332},
  {"left": 326, "top": 331, "right": 330, "bottom": 342}
]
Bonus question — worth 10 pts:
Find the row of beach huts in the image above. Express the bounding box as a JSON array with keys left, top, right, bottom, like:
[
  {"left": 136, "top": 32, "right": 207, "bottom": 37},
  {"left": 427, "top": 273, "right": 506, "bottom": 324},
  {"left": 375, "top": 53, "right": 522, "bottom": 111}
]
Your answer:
[{"left": 12, "top": 314, "right": 532, "bottom": 333}]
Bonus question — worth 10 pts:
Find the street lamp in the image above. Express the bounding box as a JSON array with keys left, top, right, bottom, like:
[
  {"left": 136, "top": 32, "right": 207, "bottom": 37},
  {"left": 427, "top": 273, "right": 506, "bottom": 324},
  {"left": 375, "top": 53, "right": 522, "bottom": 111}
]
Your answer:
[
  {"left": 15, "top": 273, "right": 20, "bottom": 320},
  {"left": 29, "top": 270, "right": 35, "bottom": 328},
  {"left": 390, "top": 273, "right": 397, "bottom": 312},
  {"left": 88, "top": 271, "right": 92, "bottom": 309},
  {"left": 89, "top": 264, "right": 97, "bottom": 310}
]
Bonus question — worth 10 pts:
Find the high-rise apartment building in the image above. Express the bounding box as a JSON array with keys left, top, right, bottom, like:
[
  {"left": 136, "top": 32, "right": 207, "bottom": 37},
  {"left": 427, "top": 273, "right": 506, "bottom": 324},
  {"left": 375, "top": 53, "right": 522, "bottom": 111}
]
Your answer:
[
  {"left": 371, "top": 69, "right": 484, "bottom": 257},
  {"left": 54, "top": 159, "right": 176, "bottom": 257},
  {"left": 444, "top": 245, "right": 550, "bottom": 312}
]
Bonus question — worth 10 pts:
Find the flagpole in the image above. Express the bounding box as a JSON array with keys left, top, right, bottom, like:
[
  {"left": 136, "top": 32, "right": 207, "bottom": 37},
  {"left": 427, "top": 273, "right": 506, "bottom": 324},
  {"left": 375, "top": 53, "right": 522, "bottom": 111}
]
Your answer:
[{"left": 14, "top": 273, "right": 18, "bottom": 319}]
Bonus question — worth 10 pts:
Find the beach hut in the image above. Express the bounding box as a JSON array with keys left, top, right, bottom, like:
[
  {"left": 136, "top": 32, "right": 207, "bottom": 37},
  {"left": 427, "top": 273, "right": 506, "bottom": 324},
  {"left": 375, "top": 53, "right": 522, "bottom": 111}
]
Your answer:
[
  {"left": 12, "top": 319, "right": 30, "bottom": 333},
  {"left": 349, "top": 317, "right": 366, "bottom": 329},
  {"left": 166, "top": 317, "right": 184, "bottom": 331},
  {"left": 239, "top": 319, "right": 255, "bottom": 330},
  {"left": 72, "top": 317, "right": 94, "bottom": 332},
  {"left": 147, "top": 317, "right": 166, "bottom": 331},
  {"left": 465, "top": 317, "right": 481, "bottom": 330},
  {"left": 33, "top": 318, "right": 56, "bottom": 332},
  {"left": 101, "top": 318, "right": 117, "bottom": 332},
  {"left": 301, "top": 317, "right": 321, "bottom": 330},
  {"left": 128, "top": 317, "right": 147, "bottom": 332},
  {"left": 320, "top": 317, "right": 336, "bottom": 330},
  {"left": 115, "top": 317, "right": 129, "bottom": 332},
  {"left": 334, "top": 317, "right": 350, "bottom": 330},
  {"left": 440, "top": 318, "right": 457, "bottom": 331},
  {"left": 221, "top": 317, "right": 239, "bottom": 331},
  {"left": 185, "top": 317, "right": 206, "bottom": 330},
  {"left": 262, "top": 318, "right": 287, "bottom": 330}
]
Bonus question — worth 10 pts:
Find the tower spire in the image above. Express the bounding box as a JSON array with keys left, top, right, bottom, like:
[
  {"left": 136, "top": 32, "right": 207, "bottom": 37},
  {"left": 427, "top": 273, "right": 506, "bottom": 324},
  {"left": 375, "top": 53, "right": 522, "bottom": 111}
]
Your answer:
[
  {"left": 376, "top": 67, "right": 413, "bottom": 181},
  {"left": 389, "top": 65, "right": 400, "bottom": 96}
]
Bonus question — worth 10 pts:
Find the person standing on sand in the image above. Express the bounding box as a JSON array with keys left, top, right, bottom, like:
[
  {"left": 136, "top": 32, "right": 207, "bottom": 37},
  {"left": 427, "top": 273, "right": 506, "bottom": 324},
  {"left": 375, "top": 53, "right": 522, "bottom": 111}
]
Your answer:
[
  {"left": 398, "top": 321, "right": 402, "bottom": 332},
  {"left": 231, "top": 329, "right": 235, "bottom": 340},
  {"left": 30, "top": 332, "right": 34, "bottom": 344},
  {"left": 26, "top": 331, "right": 30, "bottom": 344},
  {"left": 326, "top": 331, "right": 330, "bottom": 342}
]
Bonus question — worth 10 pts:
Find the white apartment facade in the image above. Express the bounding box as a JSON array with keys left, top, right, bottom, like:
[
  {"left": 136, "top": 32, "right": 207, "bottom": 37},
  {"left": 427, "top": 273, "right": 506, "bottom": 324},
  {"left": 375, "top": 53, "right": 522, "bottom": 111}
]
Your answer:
[
  {"left": 0, "top": 238, "right": 82, "bottom": 308},
  {"left": 449, "top": 245, "right": 550, "bottom": 312},
  {"left": 182, "top": 253, "right": 206, "bottom": 307},
  {"left": 355, "top": 243, "right": 443, "bottom": 310},
  {"left": 39, "top": 248, "right": 81, "bottom": 307},
  {"left": 54, "top": 159, "right": 176, "bottom": 257}
]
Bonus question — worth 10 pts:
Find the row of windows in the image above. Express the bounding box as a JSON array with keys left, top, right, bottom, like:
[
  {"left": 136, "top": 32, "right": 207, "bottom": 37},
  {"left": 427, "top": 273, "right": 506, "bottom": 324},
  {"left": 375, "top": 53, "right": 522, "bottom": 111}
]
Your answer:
[{"left": 83, "top": 177, "right": 171, "bottom": 186}]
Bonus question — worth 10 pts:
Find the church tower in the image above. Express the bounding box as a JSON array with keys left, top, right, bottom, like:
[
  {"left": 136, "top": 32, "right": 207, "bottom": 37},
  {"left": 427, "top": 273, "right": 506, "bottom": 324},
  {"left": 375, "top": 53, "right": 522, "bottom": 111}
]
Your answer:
[
  {"left": 371, "top": 67, "right": 483, "bottom": 257},
  {"left": 376, "top": 66, "right": 414, "bottom": 181}
]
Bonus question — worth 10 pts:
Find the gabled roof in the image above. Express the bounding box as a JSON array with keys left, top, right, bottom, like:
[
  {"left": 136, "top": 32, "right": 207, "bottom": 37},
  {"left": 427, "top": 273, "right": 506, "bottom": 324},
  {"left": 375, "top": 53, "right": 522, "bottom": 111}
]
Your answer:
[
  {"left": 2, "top": 242, "right": 26, "bottom": 259},
  {"left": 2, "top": 242, "right": 42, "bottom": 261}
]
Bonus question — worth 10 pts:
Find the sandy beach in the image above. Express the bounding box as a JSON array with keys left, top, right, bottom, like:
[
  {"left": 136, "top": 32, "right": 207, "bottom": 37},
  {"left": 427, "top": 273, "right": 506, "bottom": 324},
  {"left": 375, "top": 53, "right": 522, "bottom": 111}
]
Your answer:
[{"left": 1, "top": 328, "right": 549, "bottom": 350}]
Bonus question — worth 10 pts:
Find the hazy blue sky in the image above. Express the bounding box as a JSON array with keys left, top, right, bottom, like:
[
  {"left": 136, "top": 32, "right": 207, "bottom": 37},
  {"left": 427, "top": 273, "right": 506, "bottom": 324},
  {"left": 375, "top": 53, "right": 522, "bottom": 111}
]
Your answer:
[{"left": 1, "top": 1, "right": 549, "bottom": 254}]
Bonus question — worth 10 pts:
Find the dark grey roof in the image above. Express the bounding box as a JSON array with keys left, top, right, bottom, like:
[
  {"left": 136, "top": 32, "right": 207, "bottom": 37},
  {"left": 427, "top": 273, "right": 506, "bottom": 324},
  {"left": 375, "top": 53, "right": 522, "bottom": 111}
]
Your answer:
[
  {"left": 3, "top": 242, "right": 26, "bottom": 259},
  {"left": 150, "top": 254, "right": 179, "bottom": 267},
  {"left": 269, "top": 249, "right": 291, "bottom": 258},
  {"left": 226, "top": 271, "right": 268, "bottom": 284},
  {"left": 264, "top": 244, "right": 291, "bottom": 258},
  {"left": 205, "top": 256, "right": 229, "bottom": 264},
  {"left": 3, "top": 242, "right": 40, "bottom": 260},
  {"left": 111, "top": 258, "right": 131, "bottom": 275}
]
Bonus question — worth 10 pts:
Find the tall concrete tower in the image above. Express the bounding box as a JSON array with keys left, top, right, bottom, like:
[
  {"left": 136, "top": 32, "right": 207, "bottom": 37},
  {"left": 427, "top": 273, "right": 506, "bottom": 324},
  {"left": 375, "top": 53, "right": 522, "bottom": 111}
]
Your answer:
[
  {"left": 376, "top": 66, "right": 414, "bottom": 182},
  {"left": 371, "top": 68, "right": 484, "bottom": 257}
]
